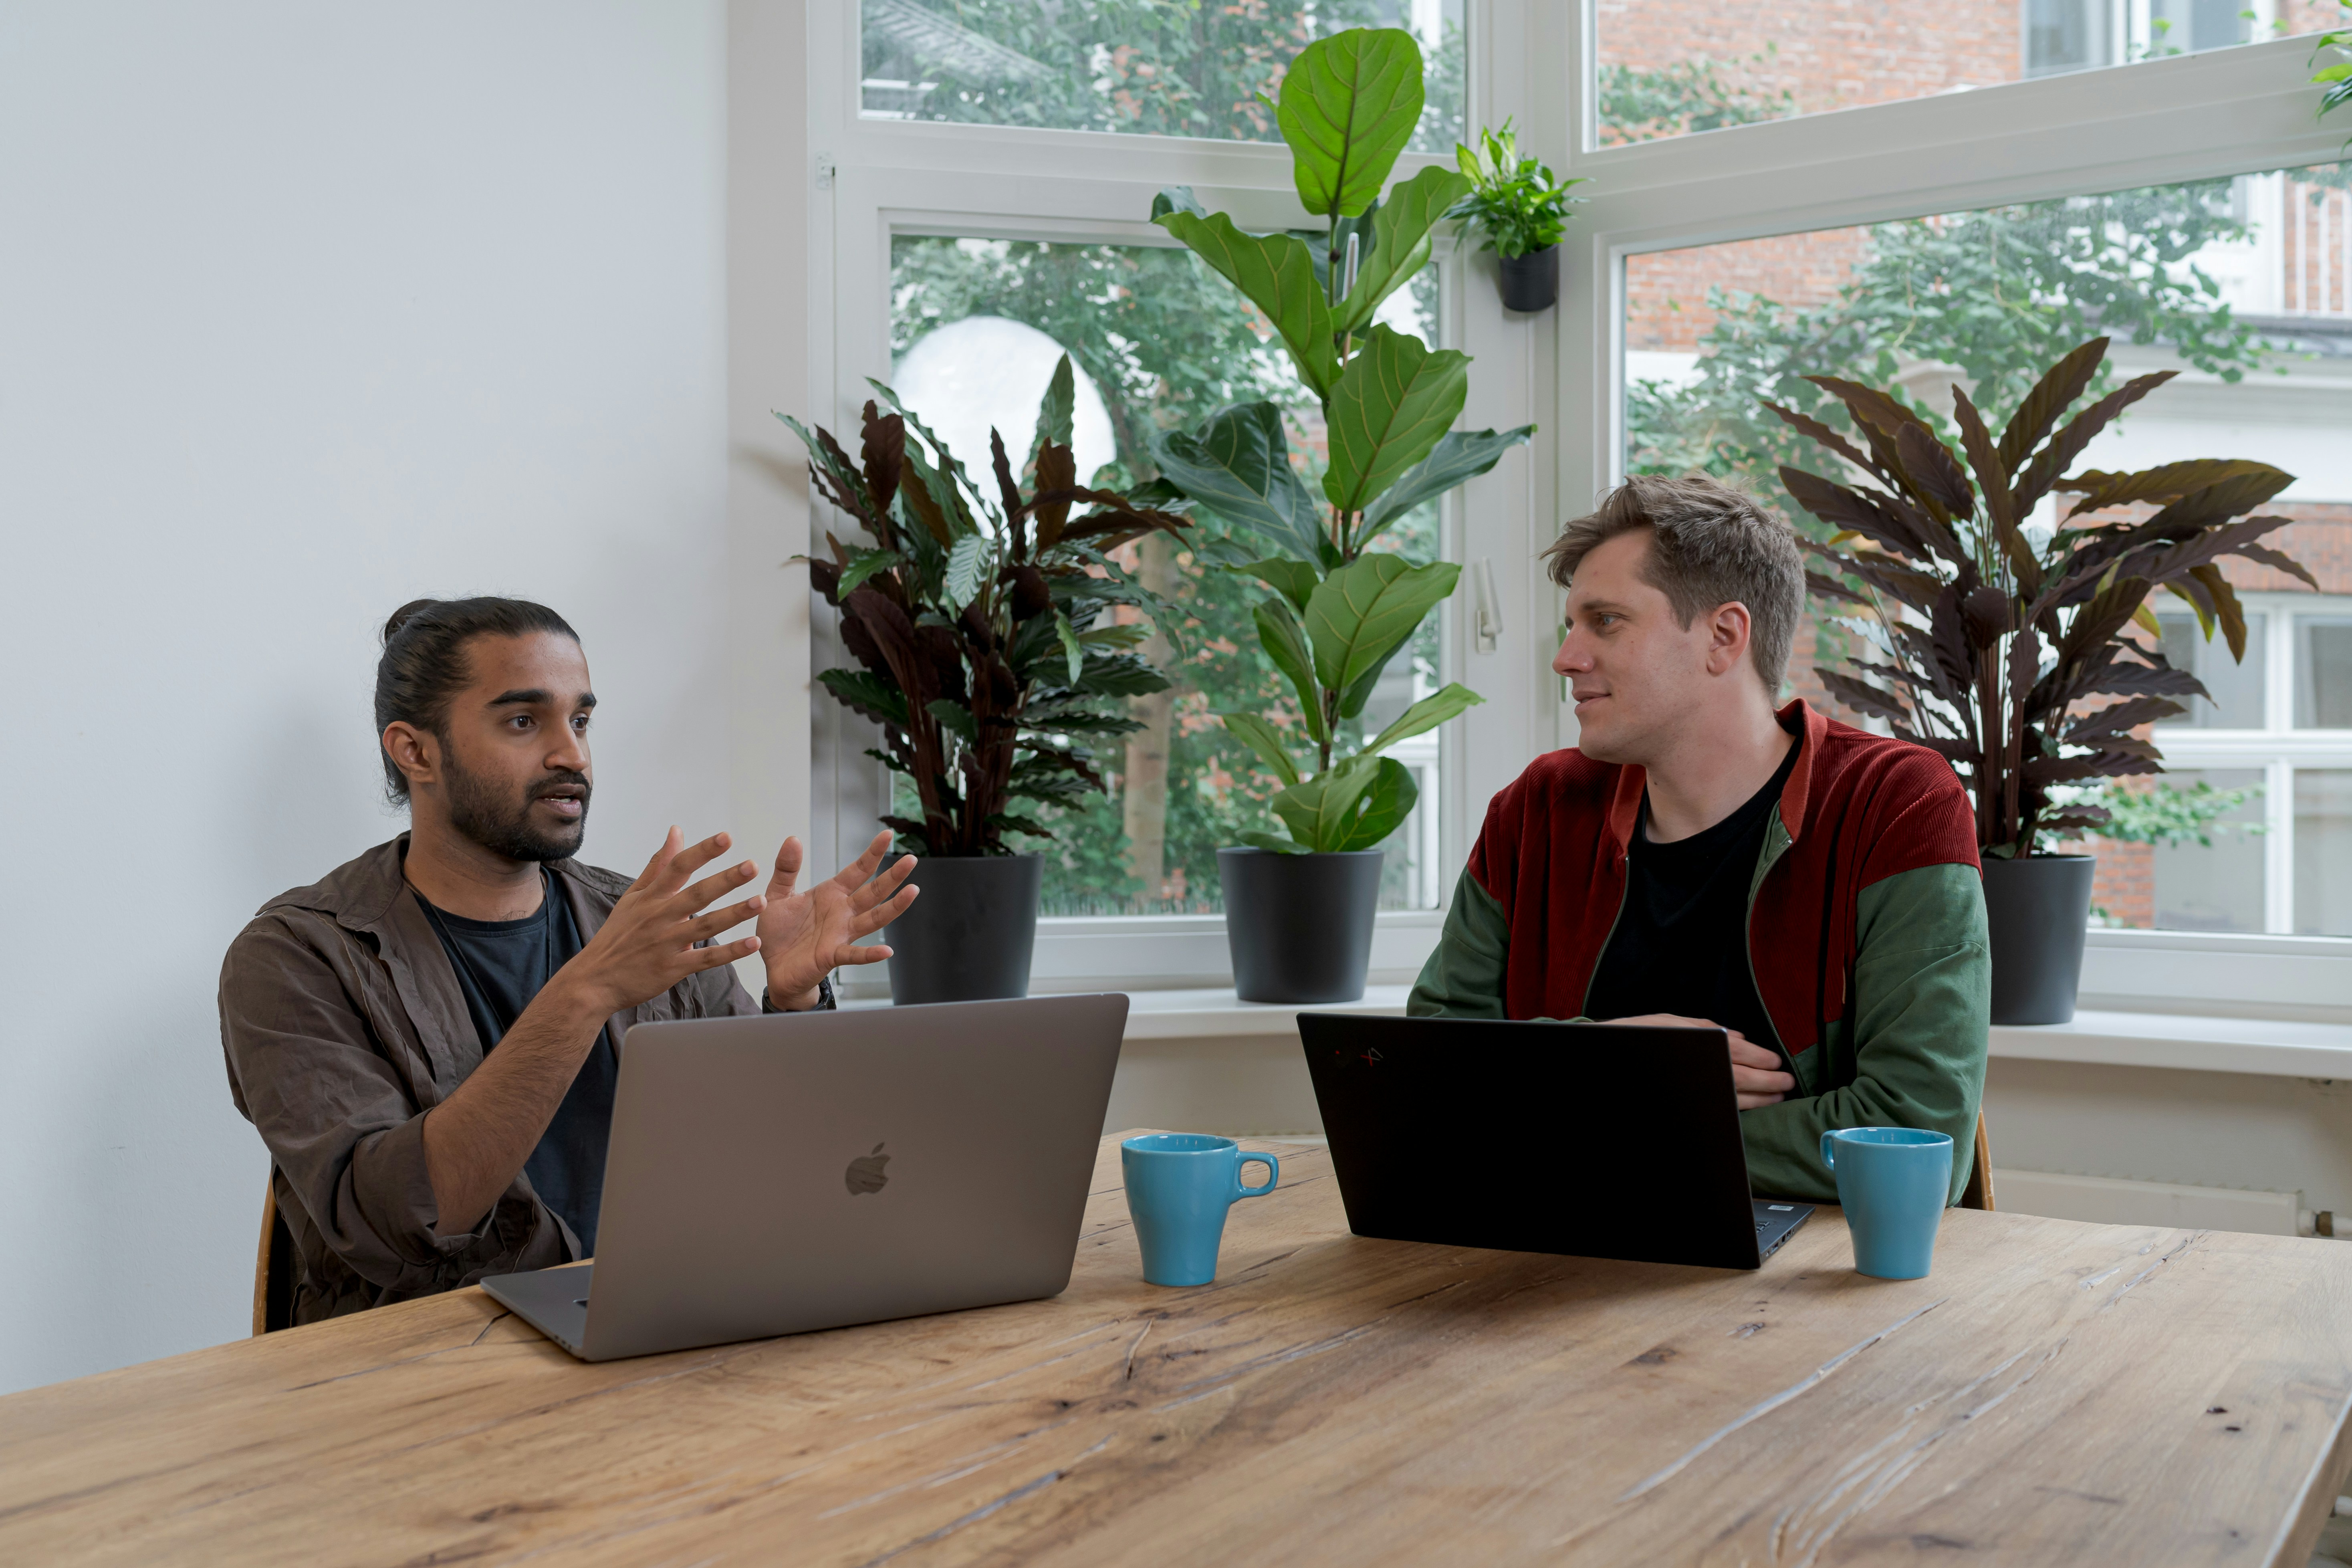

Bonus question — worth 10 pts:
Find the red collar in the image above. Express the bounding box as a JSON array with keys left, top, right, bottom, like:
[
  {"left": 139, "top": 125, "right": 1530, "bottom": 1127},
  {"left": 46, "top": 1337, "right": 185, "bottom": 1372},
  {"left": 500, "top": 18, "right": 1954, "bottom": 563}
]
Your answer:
[{"left": 1600, "top": 698, "right": 1822, "bottom": 864}]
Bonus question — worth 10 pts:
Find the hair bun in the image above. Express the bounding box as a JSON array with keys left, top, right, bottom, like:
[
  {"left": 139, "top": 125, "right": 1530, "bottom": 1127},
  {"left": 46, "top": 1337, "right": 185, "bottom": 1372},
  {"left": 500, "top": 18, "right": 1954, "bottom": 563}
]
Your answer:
[{"left": 382, "top": 598, "right": 442, "bottom": 646}]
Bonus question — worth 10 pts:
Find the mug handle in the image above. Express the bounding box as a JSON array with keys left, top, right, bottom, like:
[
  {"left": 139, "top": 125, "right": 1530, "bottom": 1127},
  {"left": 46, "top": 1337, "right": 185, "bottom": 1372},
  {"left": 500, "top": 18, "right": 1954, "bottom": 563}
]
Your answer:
[
  {"left": 1236, "top": 1152, "right": 1279, "bottom": 1199},
  {"left": 1820, "top": 1130, "right": 1838, "bottom": 1170}
]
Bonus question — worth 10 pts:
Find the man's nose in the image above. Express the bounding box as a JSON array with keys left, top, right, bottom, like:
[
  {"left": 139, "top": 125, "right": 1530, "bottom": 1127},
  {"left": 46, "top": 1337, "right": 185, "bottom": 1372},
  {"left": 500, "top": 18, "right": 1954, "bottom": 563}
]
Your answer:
[
  {"left": 1552, "top": 635, "right": 1590, "bottom": 676},
  {"left": 547, "top": 727, "right": 590, "bottom": 772}
]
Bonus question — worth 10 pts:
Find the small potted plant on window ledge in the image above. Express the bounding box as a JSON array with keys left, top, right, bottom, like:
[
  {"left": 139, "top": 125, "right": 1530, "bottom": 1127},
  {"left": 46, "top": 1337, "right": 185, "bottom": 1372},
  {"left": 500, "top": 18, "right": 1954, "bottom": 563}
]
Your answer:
[
  {"left": 781, "top": 359, "right": 1188, "bottom": 1004},
  {"left": 1776, "top": 335, "right": 2309, "bottom": 1024},
  {"left": 1144, "top": 26, "right": 1533, "bottom": 1003},
  {"left": 1447, "top": 119, "right": 1585, "bottom": 313}
]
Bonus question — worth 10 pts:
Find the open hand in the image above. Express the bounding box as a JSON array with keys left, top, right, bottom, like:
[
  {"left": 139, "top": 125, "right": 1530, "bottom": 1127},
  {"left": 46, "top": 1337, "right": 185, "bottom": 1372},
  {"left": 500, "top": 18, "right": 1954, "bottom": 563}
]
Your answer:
[
  {"left": 756, "top": 830, "right": 921, "bottom": 1008},
  {"left": 565, "top": 828, "right": 765, "bottom": 1016},
  {"left": 1602, "top": 1013, "right": 1796, "bottom": 1109}
]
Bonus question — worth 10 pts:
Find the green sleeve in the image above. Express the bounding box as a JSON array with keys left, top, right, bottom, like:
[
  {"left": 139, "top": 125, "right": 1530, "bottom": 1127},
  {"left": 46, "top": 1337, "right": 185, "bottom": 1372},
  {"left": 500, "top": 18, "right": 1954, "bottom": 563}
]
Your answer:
[
  {"left": 1737, "top": 862, "right": 1990, "bottom": 1206},
  {"left": 1407, "top": 869, "right": 1511, "bottom": 1019}
]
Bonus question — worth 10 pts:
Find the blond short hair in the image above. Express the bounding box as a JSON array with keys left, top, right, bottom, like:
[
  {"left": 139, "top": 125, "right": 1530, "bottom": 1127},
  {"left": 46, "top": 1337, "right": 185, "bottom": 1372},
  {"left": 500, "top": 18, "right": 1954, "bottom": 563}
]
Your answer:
[{"left": 1541, "top": 474, "right": 1805, "bottom": 690}]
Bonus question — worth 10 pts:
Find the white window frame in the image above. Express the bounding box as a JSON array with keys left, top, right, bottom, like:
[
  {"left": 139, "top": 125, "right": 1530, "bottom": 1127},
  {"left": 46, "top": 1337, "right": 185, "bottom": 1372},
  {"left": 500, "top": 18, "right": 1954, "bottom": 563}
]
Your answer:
[
  {"left": 1556, "top": 27, "right": 2352, "bottom": 1017},
  {"left": 2148, "top": 592, "right": 2352, "bottom": 934},
  {"left": 804, "top": 0, "right": 1549, "bottom": 993}
]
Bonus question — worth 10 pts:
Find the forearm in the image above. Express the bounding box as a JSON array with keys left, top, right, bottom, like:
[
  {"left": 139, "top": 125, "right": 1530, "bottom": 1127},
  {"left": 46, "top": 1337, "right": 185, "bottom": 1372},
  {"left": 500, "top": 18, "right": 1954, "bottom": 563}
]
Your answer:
[
  {"left": 420, "top": 972, "right": 610, "bottom": 1237},
  {"left": 1407, "top": 869, "right": 1511, "bottom": 1019},
  {"left": 1740, "top": 865, "right": 1989, "bottom": 1204}
]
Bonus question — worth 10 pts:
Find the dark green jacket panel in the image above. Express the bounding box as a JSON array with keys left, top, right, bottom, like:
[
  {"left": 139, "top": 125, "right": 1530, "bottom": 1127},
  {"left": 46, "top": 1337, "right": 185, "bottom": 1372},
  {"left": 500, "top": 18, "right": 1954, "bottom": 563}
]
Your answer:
[
  {"left": 1738, "top": 861, "right": 1990, "bottom": 1205},
  {"left": 1407, "top": 870, "right": 1511, "bottom": 1020}
]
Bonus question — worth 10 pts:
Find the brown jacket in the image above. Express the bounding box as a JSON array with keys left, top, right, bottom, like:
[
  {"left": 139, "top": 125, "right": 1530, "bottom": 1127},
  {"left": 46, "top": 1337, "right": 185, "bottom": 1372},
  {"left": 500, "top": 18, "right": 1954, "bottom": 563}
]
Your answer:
[{"left": 218, "top": 835, "right": 758, "bottom": 1324}]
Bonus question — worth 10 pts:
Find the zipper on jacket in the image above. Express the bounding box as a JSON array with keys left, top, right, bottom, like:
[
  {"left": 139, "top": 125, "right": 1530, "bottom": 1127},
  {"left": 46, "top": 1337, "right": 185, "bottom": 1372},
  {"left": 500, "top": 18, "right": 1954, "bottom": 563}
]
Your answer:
[
  {"left": 1745, "top": 817, "right": 1801, "bottom": 1091},
  {"left": 1579, "top": 842, "right": 1635, "bottom": 1019}
]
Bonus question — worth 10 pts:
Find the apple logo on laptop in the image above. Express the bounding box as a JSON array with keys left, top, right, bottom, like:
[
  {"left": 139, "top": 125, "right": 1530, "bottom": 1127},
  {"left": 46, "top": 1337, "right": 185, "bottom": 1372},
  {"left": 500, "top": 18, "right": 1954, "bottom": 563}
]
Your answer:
[{"left": 845, "top": 1142, "right": 890, "bottom": 1196}]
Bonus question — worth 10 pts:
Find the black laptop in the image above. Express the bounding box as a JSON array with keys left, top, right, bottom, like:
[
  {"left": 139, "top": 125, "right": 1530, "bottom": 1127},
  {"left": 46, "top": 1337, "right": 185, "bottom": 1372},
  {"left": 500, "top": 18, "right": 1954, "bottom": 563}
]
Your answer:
[{"left": 1298, "top": 1014, "right": 1813, "bottom": 1270}]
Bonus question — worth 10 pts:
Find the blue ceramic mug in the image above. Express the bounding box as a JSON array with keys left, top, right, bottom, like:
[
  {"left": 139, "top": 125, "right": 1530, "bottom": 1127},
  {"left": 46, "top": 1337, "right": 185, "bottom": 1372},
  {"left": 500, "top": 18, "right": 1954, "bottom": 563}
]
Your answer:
[
  {"left": 1121, "top": 1133, "right": 1280, "bottom": 1287},
  {"left": 1821, "top": 1126, "right": 1953, "bottom": 1280}
]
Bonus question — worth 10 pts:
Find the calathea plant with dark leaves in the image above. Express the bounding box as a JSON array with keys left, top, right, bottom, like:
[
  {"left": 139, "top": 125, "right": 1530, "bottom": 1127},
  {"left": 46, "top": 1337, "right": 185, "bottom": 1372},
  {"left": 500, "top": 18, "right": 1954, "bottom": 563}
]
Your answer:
[
  {"left": 1147, "top": 26, "right": 1533, "bottom": 854},
  {"left": 1779, "top": 335, "right": 2311, "bottom": 858},
  {"left": 780, "top": 357, "right": 1189, "bottom": 857}
]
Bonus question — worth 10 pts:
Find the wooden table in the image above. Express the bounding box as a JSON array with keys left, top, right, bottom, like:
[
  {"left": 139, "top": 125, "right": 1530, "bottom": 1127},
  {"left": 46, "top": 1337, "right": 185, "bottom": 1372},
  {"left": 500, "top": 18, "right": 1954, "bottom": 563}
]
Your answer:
[{"left": 8, "top": 1134, "right": 2352, "bottom": 1566}]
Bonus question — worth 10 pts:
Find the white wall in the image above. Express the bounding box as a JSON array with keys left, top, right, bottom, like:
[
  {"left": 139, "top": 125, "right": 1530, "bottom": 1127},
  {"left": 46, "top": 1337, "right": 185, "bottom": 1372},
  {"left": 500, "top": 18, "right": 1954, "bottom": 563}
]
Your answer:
[{"left": 0, "top": 1, "right": 746, "bottom": 1392}]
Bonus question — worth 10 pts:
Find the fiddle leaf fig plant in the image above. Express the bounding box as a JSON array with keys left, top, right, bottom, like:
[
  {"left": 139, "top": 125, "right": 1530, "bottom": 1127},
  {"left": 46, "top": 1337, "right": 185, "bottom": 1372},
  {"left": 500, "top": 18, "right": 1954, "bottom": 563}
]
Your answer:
[
  {"left": 780, "top": 356, "right": 1191, "bottom": 858},
  {"left": 1146, "top": 26, "right": 1533, "bottom": 854},
  {"left": 1778, "top": 335, "right": 2312, "bottom": 859}
]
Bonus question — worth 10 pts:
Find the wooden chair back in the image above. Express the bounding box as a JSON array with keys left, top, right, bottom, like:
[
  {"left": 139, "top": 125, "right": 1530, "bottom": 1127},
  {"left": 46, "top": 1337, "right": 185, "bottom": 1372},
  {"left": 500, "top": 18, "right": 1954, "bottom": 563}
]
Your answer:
[
  {"left": 1958, "top": 1111, "right": 1995, "bottom": 1211},
  {"left": 252, "top": 1181, "right": 296, "bottom": 1336}
]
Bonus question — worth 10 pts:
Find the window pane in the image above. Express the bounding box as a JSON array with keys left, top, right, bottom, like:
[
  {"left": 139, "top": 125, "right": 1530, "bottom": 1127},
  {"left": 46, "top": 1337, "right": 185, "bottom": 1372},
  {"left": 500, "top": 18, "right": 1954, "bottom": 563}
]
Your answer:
[
  {"left": 1593, "top": 0, "right": 2315, "bottom": 147},
  {"left": 2145, "top": 769, "right": 2269, "bottom": 932},
  {"left": 2159, "top": 612, "right": 2267, "bottom": 728},
  {"left": 2297, "top": 769, "right": 2352, "bottom": 934},
  {"left": 1624, "top": 163, "right": 2352, "bottom": 938},
  {"left": 861, "top": 0, "right": 1464, "bottom": 152},
  {"left": 2296, "top": 616, "right": 2352, "bottom": 728},
  {"left": 886, "top": 236, "right": 1446, "bottom": 916}
]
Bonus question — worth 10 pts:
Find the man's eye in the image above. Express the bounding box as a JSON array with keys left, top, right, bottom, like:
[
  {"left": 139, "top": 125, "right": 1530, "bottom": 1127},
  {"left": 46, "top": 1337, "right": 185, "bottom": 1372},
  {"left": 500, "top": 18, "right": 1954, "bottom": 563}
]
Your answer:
[{"left": 573, "top": 714, "right": 591, "bottom": 732}]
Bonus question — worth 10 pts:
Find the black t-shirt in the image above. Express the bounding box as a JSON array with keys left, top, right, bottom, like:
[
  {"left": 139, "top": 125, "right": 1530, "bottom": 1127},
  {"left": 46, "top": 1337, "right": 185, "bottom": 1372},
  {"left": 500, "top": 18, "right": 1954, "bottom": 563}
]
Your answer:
[
  {"left": 1583, "top": 736, "right": 1801, "bottom": 1066},
  {"left": 417, "top": 872, "right": 618, "bottom": 1255}
]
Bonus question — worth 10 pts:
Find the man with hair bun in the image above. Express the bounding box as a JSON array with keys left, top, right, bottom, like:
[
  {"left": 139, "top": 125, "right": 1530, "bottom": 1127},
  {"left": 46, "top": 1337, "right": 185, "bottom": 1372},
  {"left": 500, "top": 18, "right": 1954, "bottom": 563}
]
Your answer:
[
  {"left": 219, "top": 597, "right": 917, "bottom": 1324},
  {"left": 1410, "top": 475, "right": 1990, "bottom": 1205}
]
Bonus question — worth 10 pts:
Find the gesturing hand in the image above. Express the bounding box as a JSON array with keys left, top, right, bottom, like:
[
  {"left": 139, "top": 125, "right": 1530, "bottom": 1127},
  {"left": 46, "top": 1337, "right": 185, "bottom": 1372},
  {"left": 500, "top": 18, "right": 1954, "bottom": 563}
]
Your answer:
[
  {"left": 566, "top": 828, "right": 767, "bottom": 1017},
  {"left": 1603, "top": 1013, "right": 1796, "bottom": 1110},
  {"left": 757, "top": 830, "right": 921, "bottom": 1009}
]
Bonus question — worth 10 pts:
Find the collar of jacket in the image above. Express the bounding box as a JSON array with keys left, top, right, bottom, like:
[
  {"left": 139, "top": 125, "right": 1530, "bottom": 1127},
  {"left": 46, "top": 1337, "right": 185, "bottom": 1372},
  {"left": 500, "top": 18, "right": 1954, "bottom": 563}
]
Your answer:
[{"left": 1597, "top": 697, "right": 1823, "bottom": 867}]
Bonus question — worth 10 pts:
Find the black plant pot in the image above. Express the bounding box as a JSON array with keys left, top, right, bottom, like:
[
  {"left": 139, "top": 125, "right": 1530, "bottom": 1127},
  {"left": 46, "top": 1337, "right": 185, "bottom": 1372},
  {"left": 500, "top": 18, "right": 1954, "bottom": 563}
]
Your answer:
[
  {"left": 1217, "top": 847, "right": 1384, "bottom": 1004},
  {"left": 1497, "top": 245, "right": 1560, "bottom": 312},
  {"left": 879, "top": 852, "right": 1042, "bottom": 1005},
  {"left": 1980, "top": 854, "right": 2095, "bottom": 1026}
]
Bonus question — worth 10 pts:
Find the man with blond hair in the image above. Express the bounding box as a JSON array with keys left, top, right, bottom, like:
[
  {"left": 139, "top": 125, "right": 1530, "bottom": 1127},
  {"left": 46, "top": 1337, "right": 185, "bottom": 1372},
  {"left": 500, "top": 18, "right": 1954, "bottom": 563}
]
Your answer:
[{"left": 1410, "top": 474, "right": 1989, "bottom": 1203}]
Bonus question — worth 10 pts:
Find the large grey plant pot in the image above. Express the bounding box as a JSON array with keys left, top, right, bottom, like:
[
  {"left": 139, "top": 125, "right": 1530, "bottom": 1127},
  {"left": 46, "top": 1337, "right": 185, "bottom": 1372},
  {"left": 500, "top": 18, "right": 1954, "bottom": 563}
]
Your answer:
[
  {"left": 879, "top": 852, "right": 1042, "bottom": 1005},
  {"left": 1980, "top": 854, "right": 2095, "bottom": 1026},
  {"left": 1218, "top": 847, "right": 1385, "bottom": 1004}
]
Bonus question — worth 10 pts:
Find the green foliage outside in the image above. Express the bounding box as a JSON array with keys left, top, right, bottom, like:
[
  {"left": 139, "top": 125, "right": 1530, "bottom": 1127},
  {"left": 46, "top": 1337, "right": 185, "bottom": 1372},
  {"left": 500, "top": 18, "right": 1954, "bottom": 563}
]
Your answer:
[
  {"left": 861, "top": 0, "right": 1464, "bottom": 153},
  {"left": 2079, "top": 779, "right": 2265, "bottom": 849},
  {"left": 1596, "top": 52, "right": 1795, "bottom": 144}
]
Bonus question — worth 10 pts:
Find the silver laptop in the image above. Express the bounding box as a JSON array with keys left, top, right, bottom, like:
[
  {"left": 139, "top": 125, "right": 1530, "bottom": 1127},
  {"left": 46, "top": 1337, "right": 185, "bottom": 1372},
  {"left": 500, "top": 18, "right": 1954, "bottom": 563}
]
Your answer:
[{"left": 481, "top": 992, "right": 1128, "bottom": 1361}]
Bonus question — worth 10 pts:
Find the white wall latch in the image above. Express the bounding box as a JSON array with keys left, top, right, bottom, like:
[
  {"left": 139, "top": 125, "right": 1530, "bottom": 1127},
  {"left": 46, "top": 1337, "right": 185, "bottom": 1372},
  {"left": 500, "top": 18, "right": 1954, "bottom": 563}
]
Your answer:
[{"left": 1470, "top": 556, "right": 1501, "bottom": 654}]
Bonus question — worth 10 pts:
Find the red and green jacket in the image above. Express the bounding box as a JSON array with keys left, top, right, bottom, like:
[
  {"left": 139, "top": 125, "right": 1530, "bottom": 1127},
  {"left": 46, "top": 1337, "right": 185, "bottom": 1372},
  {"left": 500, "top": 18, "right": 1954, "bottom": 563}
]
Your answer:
[{"left": 1408, "top": 700, "right": 1991, "bottom": 1204}]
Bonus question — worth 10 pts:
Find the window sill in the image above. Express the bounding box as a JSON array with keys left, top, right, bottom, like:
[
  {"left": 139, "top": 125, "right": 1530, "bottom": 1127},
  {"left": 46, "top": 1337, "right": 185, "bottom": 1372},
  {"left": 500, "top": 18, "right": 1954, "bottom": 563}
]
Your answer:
[{"left": 1989, "top": 1010, "right": 2352, "bottom": 1080}]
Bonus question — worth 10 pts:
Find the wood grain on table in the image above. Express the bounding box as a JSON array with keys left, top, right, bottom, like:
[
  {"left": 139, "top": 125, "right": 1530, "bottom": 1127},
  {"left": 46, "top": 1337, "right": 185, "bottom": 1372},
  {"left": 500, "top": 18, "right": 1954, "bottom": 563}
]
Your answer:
[{"left": 4, "top": 1133, "right": 2350, "bottom": 1566}]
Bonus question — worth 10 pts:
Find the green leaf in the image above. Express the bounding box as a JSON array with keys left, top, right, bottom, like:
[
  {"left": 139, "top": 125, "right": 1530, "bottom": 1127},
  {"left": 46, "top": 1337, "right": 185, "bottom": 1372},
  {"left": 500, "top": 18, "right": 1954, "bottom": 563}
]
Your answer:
[
  {"left": 1078, "top": 622, "right": 1149, "bottom": 650},
  {"left": 1243, "top": 555, "right": 1321, "bottom": 614},
  {"left": 1328, "top": 757, "right": 1418, "bottom": 851},
  {"left": 1273, "top": 754, "right": 1384, "bottom": 851},
  {"left": 1236, "top": 829, "right": 1313, "bottom": 854},
  {"left": 817, "top": 668, "right": 909, "bottom": 728},
  {"left": 1358, "top": 426, "right": 1536, "bottom": 537},
  {"left": 1362, "top": 682, "right": 1485, "bottom": 755},
  {"left": 1151, "top": 211, "right": 1340, "bottom": 398},
  {"left": 1323, "top": 325, "right": 1471, "bottom": 517},
  {"left": 1149, "top": 403, "right": 1324, "bottom": 560},
  {"left": 1072, "top": 652, "right": 1172, "bottom": 697},
  {"left": 1275, "top": 28, "right": 1426, "bottom": 218},
  {"left": 944, "top": 533, "right": 991, "bottom": 608},
  {"left": 1031, "top": 355, "right": 1075, "bottom": 464},
  {"left": 1335, "top": 637, "right": 1407, "bottom": 720},
  {"left": 1254, "top": 597, "right": 1328, "bottom": 743},
  {"left": 835, "top": 546, "right": 903, "bottom": 598},
  {"left": 1305, "top": 551, "right": 1461, "bottom": 694},
  {"left": 1220, "top": 712, "right": 1303, "bottom": 786},
  {"left": 1337, "top": 165, "right": 1473, "bottom": 331},
  {"left": 1053, "top": 611, "right": 1084, "bottom": 686},
  {"left": 1150, "top": 185, "right": 1208, "bottom": 222},
  {"left": 926, "top": 699, "right": 976, "bottom": 741}
]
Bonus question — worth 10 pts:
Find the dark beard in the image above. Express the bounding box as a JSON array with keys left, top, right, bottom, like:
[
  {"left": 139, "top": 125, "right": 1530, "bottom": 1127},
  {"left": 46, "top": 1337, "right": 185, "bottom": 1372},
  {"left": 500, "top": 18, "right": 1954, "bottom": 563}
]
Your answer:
[{"left": 443, "top": 753, "right": 590, "bottom": 863}]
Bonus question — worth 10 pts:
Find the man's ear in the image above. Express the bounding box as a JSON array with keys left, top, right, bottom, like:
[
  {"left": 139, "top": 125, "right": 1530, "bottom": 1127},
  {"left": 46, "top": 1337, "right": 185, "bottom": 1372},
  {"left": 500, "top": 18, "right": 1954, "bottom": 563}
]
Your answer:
[
  {"left": 1703, "top": 602, "right": 1753, "bottom": 678},
  {"left": 382, "top": 722, "right": 440, "bottom": 793}
]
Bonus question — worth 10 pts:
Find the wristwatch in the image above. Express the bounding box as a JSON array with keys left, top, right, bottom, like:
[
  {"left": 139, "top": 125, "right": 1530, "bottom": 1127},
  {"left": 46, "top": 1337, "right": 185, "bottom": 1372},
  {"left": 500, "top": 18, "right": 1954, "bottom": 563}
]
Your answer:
[{"left": 762, "top": 974, "right": 837, "bottom": 1013}]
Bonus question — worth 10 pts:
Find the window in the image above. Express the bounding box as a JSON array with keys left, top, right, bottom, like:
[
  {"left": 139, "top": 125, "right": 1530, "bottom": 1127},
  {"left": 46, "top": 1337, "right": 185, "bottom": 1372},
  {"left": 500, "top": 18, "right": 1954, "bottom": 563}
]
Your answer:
[
  {"left": 859, "top": 0, "right": 1466, "bottom": 151},
  {"left": 1619, "top": 165, "right": 2352, "bottom": 945},
  {"left": 809, "top": 0, "right": 1534, "bottom": 985},
  {"left": 884, "top": 235, "right": 1446, "bottom": 913},
  {"left": 1592, "top": 0, "right": 2319, "bottom": 146}
]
